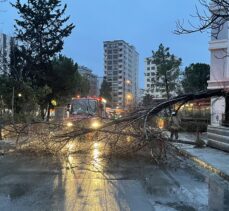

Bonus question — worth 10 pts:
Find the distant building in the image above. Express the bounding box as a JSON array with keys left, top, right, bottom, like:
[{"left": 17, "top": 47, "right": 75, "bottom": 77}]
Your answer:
[
  {"left": 0, "top": 33, "right": 14, "bottom": 74},
  {"left": 97, "top": 77, "right": 103, "bottom": 96},
  {"left": 103, "top": 40, "right": 139, "bottom": 108},
  {"left": 136, "top": 88, "right": 145, "bottom": 105},
  {"left": 144, "top": 57, "right": 164, "bottom": 99},
  {"left": 78, "top": 66, "right": 98, "bottom": 97}
]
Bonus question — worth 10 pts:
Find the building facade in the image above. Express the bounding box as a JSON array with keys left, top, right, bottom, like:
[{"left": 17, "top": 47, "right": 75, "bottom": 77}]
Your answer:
[
  {"left": 103, "top": 40, "right": 139, "bottom": 108},
  {"left": 78, "top": 66, "right": 98, "bottom": 97},
  {"left": 144, "top": 57, "right": 164, "bottom": 99},
  {"left": 0, "top": 33, "right": 13, "bottom": 74},
  {"left": 208, "top": 4, "right": 229, "bottom": 126},
  {"left": 207, "top": 1, "right": 229, "bottom": 152}
]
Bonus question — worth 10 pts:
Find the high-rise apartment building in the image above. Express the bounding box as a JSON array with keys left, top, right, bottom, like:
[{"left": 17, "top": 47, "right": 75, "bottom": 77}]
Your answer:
[
  {"left": 78, "top": 66, "right": 98, "bottom": 97},
  {"left": 144, "top": 57, "right": 163, "bottom": 99},
  {"left": 103, "top": 40, "right": 139, "bottom": 108},
  {"left": 0, "top": 33, "right": 14, "bottom": 74}
]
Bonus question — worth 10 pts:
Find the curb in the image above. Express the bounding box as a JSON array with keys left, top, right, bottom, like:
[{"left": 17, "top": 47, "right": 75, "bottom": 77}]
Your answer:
[{"left": 174, "top": 145, "right": 229, "bottom": 182}]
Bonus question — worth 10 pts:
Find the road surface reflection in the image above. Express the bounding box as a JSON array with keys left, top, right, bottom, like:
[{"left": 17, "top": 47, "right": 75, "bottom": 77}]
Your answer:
[{"left": 0, "top": 140, "right": 212, "bottom": 211}]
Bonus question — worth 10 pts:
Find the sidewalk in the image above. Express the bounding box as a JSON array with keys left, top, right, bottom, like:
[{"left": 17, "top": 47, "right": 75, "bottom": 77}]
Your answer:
[{"left": 175, "top": 132, "right": 229, "bottom": 181}]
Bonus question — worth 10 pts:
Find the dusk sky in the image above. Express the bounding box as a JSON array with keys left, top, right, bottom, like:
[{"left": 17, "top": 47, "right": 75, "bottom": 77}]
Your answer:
[{"left": 0, "top": 0, "right": 210, "bottom": 88}]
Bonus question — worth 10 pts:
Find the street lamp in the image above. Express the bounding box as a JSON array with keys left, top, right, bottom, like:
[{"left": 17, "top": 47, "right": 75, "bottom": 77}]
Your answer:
[
  {"left": 18, "top": 93, "right": 22, "bottom": 97},
  {"left": 127, "top": 94, "right": 132, "bottom": 100},
  {"left": 126, "top": 80, "right": 131, "bottom": 85},
  {"left": 126, "top": 93, "right": 133, "bottom": 108}
]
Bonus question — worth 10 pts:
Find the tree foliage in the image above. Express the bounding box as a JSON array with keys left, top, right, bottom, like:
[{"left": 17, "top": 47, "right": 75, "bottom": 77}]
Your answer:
[
  {"left": 0, "top": 75, "right": 40, "bottom": 119},
  {"left": 143, "top": 94, "right": 154, "bottom": 106},
  {"left": 10, "top": 0, "right": 75, "bottom": 118},
  {"left": 152, "top": 44, "right": 182, "bottom": 99},
  {"left": 100, "top": 78, "right": 112, "bottom": 103},
  {"left": 182, "top": 63, "right": 210, "bottom": 93},
  {"left": 11, "top": 0, "right": 74, "bottom": 88},
  {"left": 50, "top": 55, "right": 89, "bottom": 104}
]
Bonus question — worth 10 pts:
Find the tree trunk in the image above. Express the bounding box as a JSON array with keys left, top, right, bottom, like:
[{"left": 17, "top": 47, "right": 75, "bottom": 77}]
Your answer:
[
  {"left": 46, "top": 103, "right": 51, "bottom": 122},
  {"left": 40, "top": 106, "right": 45, "bottom": 120}
]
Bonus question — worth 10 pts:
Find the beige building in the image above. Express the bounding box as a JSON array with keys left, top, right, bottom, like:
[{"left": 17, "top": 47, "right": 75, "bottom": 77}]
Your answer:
[{"left": 103, "top": 40, "right": 139, "bottom": 108}]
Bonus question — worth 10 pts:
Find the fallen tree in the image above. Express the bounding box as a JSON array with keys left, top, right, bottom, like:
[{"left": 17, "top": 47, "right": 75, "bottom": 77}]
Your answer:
[{"left": 1, "top": 89, "right": 227, "bottom": 161}]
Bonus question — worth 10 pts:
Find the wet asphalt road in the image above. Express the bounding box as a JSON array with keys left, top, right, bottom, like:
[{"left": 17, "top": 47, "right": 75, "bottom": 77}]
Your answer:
[{"left": 0, "top": 142, "right": 209, "bottom": 211}]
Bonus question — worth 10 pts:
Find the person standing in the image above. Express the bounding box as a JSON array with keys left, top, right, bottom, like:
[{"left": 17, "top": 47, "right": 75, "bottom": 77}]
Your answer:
[
  {"left": 170, "top": 112, "right": 180, "bottom": 140},
  {"left": 66, "top": 104, "right": 71, "bottom": 118}
]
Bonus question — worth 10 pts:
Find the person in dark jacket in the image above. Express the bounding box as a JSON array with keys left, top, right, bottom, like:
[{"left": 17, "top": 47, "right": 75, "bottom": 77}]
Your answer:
[{"left": 170, "top": 112, "right": 180, "bottom": 140}]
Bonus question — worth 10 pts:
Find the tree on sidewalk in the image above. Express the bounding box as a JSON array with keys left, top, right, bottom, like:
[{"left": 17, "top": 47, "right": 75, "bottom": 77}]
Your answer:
[
  {"left": 143, "top": 94, "right": 154, "bottom": 106},
  {"left": 182, "top": 63, "right": 210, "bottom": 93},
  {"left": 50, "top": 55, "right": 90, "bottom": 104},
  {"left": 152, "top": 44, "right": 182, "bottom": 100},
  {"left": 100, "top": 78, "right": 112, "bottom": 104},
  {"left": 12, "top": 0, "right": 75, "bottom": 119}
]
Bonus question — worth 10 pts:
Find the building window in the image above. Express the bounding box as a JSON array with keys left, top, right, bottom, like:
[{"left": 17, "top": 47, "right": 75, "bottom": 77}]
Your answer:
[
  {"left": 147, "top": 67, "right": 150, "bottom": 70},
  {"left": 147, "top": 73, "right": 150, "bottom": 76},
  {"left": 151, "top": 66, "right": 155, "bottom": 70}
]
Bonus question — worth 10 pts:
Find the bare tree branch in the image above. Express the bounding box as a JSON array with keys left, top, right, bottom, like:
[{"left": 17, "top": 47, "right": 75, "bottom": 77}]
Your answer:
[{"left": 175, "top": 0, "right": 229, "bottom": 38}]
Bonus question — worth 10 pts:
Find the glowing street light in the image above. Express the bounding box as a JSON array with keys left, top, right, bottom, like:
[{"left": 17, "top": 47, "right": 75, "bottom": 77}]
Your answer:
[
  {"left": 18, "top": 93, "right": 22, "bottom": 97},
  {"left": 51, "top": 99, "right": 57, "bottom": 106},
  {"left": 126, "top": 80, "right": 131, "bottom": 85},
  {"left": 127, "top": 94, "right": 132, "bottom": 100}
]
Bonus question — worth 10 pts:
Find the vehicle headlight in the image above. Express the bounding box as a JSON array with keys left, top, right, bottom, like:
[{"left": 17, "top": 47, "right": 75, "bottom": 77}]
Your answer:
[
  {"left": 91, "top": 120, "right": 100, "bottom": 129},
  {"left": 66, "top": 122, "right": 73, "bottom": 127}
]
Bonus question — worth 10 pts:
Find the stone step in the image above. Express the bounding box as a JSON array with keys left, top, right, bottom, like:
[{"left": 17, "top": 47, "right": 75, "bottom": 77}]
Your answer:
[
  {"left": 208, "top": 125, "right": 229, "bottom": 136},
  {"left": 208, "top": 132, "right": 229, "bottom": 145},
  {"left": 207, "top": 139, "right": 229, "bottom": 153}
]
